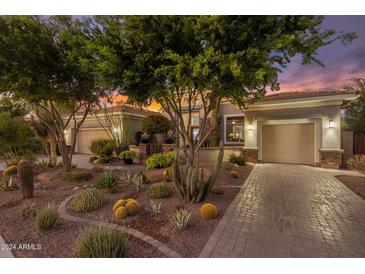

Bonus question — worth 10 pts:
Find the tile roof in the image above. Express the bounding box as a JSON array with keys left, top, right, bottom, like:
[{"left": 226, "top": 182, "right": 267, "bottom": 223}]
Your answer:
[{"left": 260, "top": 90, "right": 356, "bottom": 102}]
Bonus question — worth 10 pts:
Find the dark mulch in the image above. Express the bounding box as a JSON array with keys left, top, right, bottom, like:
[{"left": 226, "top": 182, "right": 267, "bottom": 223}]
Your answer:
[
  {"left": 336, "top": 175, "right": 365, "bottom": 200},
  {"left": 0, "top": 166, "right": 163, "bottom": 258},
  {"left": 68, "top": 164, "right": 253, "bottom": 258}
]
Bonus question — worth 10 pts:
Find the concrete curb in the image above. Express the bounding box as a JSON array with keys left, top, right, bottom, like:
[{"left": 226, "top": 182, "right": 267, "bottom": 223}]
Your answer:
[
  {"left": 58, "top": 194, "right": 182, "bottom": 258},
  {"left": 0, "top": 235, "right": 15, "bottom": 258}
]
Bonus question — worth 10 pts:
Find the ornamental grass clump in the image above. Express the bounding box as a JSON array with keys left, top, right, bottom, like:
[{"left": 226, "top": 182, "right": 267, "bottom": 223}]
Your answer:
[
  {"left": 36, "top": 204, "right": 58, "bottom": 231},
  {"left": 70, "top": 190, "right": 106, "bottom": 213},
  {"left": 22, "top": 201, "right": 38, "bottom": 218},
  {"left": 146, "top": 182, "right": 172, "bottom": 199},
  {"left": 96, "top": 171, "right": 120, "bottom": 192},
  {"left": 75, "top": 225, "right": 128, "bottom": 258}
]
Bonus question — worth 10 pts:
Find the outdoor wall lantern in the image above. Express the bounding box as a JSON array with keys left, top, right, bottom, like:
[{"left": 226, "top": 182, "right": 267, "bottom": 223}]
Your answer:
[
  {"left": 248, "top": 123, "right": 253, "bottom": 131},
  {"left": 329, "top": 120, "right": 335, "bottom": 128},
  {"left": 113, "top": 127, "right": 118, "bottom": 133}
]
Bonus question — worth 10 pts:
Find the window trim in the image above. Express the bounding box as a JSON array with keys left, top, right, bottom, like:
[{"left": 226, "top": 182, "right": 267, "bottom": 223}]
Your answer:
[{"left": 224, "top": 114, "right": 245, "bottom": 145}]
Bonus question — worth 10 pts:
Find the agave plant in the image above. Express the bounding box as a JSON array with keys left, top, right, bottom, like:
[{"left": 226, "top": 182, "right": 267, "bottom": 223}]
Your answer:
[{"left": 170, "top": 208, "right": 191, "bottom": 230}]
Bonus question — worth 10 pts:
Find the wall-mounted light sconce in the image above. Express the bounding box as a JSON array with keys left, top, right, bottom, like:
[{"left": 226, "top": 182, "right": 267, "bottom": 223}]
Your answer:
[
  {"left": 113, "top": 128, "right": 118, "bottom": 133},
  {"left": 329, "top": 120, "right": 335, "bottom": 128},
  {"left": 248, "top": 123, "right": 253, "bottom": 131}
]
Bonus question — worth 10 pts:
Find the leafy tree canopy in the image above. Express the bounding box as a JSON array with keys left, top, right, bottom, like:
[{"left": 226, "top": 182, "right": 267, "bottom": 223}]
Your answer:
[{"left": 343, "top": 78, "right": 365, "bottom": 133}]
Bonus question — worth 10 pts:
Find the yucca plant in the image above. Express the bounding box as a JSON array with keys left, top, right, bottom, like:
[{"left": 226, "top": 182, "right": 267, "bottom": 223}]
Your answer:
[
  {"left": 131, "top": 172, "right": 147, "bottom": 191},
  {"left": 36, "top": 159, "right": 49, "bottom": 168},
  {"left": 36, "top": 204, "right": 58, "bottom": 231},
  {"left": 148, "top": 200, "right": 161, "bottom": 215},
  {"left": 96, "top": 171, "right": 120, "bottom": 192},
  {"left": 70, "top": 190, "right": 106, "bottom": 213},
  {"left": 170, "top": 209, "right": 191, "bottom": 230},
  {"left": 75, "top": 225, "right": 128, "bottom": 258}
]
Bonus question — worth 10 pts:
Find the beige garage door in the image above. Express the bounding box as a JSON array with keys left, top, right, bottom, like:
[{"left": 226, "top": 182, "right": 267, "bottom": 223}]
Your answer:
[
  {"left": 262, "top": 123, "right": 315, "bottom": 165},
  {"left": 77, "top": 129, "right": 109, "bottom": 154}
]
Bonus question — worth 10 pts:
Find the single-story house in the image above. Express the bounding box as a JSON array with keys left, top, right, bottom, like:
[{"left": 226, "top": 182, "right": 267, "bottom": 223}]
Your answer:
[
  {"left": 179, "top": 90, "right": 357, "bottom": 168},
  {"left": 65, "top": 105, "right": 157, "bottom": 154}
]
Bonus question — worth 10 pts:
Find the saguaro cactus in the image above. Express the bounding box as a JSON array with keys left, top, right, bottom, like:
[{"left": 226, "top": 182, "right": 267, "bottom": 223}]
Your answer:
[
  {"left": 172, "top": 141, "right": 224, "bottom": 203},
  {"left": 17, "top": 159, "right": 34, "bottom": 199}
]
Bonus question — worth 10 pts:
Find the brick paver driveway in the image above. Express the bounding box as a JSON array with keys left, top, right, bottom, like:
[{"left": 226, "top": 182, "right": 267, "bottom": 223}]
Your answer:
[{"left": 200, "top": 163, "right": 365, "bottom": 258}]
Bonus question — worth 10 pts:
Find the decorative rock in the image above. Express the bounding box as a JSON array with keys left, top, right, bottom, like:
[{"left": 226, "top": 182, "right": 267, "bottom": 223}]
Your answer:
[{"left": 73, "top": 186, "right": 80, "bottom": 191}]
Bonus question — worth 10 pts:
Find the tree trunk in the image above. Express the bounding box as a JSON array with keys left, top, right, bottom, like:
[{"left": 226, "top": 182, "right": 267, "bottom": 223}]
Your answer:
[
  {"left": 48, "top": 133, "right": 58, "bottom": 167},
  {"left": 58, "top": 139, "right": 71, "bottom": 171},
  {"left": 210, "top": 106, "right": 220, "bottom": 147}
]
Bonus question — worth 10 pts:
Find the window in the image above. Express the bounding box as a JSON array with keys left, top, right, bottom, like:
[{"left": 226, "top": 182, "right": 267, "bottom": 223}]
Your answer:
[
  {"left": 225, "top": 116, "right": 244, "bottom": 143},
  {"left": 182, "top": 112, "right": 200, "bottom": 141}
]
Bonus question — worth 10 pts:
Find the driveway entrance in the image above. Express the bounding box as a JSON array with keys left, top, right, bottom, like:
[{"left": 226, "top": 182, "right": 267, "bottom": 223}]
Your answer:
[{"left": 200, "top": 164, "right": 365, "bottom": 257}]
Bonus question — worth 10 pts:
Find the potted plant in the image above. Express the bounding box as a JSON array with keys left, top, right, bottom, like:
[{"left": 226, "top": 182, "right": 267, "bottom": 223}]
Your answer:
[
  {"left": 140, "top": 132, "right": 150, "bottom": 144},
  {"left": 164, "top": 130, "right": 175, "bottom": 144},
  {"left": 118, "top": 150, "right": 137, "bottom": 165}
]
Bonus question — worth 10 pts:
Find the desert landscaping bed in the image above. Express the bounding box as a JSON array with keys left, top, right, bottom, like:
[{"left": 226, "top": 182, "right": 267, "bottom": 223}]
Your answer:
[
  {"left": 0, "top": 163, "right": 252, "bottom": 258},
  {"left": 336, "top": 175, "right": 365, "bottom": 200},
  {"left": 0, "top": 166, "right": 165, "bottom": 257},
  {"left": 67, "top": 164, "right": 252, "bottom": 258}
]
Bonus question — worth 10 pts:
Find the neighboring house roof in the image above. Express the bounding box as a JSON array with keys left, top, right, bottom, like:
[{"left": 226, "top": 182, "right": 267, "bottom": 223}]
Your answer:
[
  {"left": 73, "top": 104, "right": 159, "bottom": 118},
  {"left": 246, "top": 89, "right": 358, "bottom": 111},
  {"left": 259, "top": 90, "right": 357, "bottom": 102}
]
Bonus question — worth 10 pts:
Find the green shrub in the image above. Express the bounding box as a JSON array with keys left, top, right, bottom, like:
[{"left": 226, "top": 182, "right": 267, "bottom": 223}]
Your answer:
[
  {"left": 145, "top": 151, "right": 175, "bottom": 169},
  {"left": 70, "top": 190, "right": 106, "bottom": 213},
  {"left": 22, "top": 201, "right": 38, "bottom": 218},
  {"left": 141, "top": 114, "right": 170, "bottom": 135},
  {"left": 118, "top": 150, "right": 136, "bottom": 160},
  {"left": 228, "top": 153, "right": 246, "bottom": 166},
  {"left": 90, "top": 138, "right": 114, "bottom": 157},
  {"left": 4, "top": 165, "right": 17, "bottom": 176},
  {"left": 36, "top": 204, "right": 58, "bottom": 231},
  {"left": 146, "top": 182, "right": 172, "bottom": 199},
  {"left": 75, "top": 225, "right": 127, "bottom": 258},
  {"left": 170, "top": 209, "right": 191, "bottom": 230},
  {"left": 63, "top": 171, "right": 93, "bottom": 182},
  {"left": 96, "top": 171, "right": 119, "bottom": 192},
  {"left": 89, "top": 155, "right": 98, "bottom": 163},
  {"left": 347, "top": 154, "right": 365, "bottom": 173},
  {"left": 223, "top": 162, "right": 235, "bottom": 171}
]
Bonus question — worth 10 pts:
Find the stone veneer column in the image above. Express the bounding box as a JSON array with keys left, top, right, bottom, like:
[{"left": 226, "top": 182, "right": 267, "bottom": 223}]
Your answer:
[{"left": 319, "top": 149, "right": 343, "bottom": 169}]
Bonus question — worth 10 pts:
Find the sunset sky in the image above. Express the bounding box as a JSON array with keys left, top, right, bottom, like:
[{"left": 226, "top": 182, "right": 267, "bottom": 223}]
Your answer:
[{"left": 277, "top": 15, "right": 365, "bottom": 92}]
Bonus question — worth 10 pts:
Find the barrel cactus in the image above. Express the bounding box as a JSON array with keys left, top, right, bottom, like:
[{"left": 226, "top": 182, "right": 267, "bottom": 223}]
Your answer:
[
  {"left": 200, "top": 203, "right": 218, "bottom": 220},
  {"left": 114, "top": 206, "right": 128, "bottom": 220},
  {"left": 17, "top": 160, "right": 34, "bottom": 199},
  {"left": 4, "top": 165, "right": 17, "bottom": 176},
  {"left": 112, "top": 199, "right": 126, "bottom": 213},
  {"left": 125, "top": 200, "right": 141, "bottom": 216}
]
